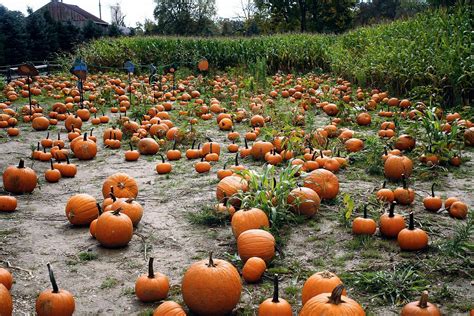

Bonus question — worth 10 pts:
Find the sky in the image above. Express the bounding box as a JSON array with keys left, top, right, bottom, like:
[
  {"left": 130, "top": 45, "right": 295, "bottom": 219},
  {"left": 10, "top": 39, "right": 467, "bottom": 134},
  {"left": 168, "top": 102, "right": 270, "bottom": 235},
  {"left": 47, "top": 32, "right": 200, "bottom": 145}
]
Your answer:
[{"left": 0, "top": 0, "right": 244, "bottom": 26}]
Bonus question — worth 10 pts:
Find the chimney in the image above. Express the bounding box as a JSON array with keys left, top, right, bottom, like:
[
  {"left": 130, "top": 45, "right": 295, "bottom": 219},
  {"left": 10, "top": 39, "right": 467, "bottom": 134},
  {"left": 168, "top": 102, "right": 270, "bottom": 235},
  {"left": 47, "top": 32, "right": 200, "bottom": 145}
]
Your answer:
[{"left": 99, "top": 0, "right": 102, "bottom": 19}]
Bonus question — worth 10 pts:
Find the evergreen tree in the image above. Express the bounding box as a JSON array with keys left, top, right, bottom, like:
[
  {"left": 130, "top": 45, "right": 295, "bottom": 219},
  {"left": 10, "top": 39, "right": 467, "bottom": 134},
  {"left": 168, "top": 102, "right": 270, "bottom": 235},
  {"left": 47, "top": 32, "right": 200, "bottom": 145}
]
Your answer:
[{"left": 0, "top": 5, "right": 28, "bottom": 65}]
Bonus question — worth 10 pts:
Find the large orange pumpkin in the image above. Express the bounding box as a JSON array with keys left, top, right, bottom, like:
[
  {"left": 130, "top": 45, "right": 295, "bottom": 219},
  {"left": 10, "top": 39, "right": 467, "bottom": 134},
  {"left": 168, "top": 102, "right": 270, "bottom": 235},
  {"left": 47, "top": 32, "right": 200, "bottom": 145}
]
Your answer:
[
  {"left": 102, "top": 173, "right": 138, "bottom": 198},
  {"left": 231, "top": 208, "right": 269, "bottom": 238},
  {"left": 36, "top": 263, "right": 75, "bottom": 316},
  {"left": 302, "top": 271, "right": 346, "bottom": 305},
  {"left": 181, "top": 252, "right": 241, "bottom": 315},
  {"left": 300, "top": 284, "right": 365, "bottom": 315},
  {"left": 303, "top": 169, "right": 339, "bottom": 200},
  {"left": 65, "top": 194, "right": 99, "bottom": 226},
  {"left": 287, "top": 187, "right": 320, "bottom": 217},
  {"left": 237, "top": 229, "right": 275, "bottom": 263},
  {"left": 384, "top": 154, "right": 413, "bottom": 180},
  {"left": 0, "top": 284, "right": 13, "bottom": 316},
  {"left": 251, "top": 141, "right": 274, "bottom": 160},
  {"left": 95, "top": 209, "right": 134, "bottom": 248},
  {"left": 3, "top": 159, "right": 37, "bottom": 194},
  {"left": 216, "top": 175, "right": 248, "bottom": 207}
]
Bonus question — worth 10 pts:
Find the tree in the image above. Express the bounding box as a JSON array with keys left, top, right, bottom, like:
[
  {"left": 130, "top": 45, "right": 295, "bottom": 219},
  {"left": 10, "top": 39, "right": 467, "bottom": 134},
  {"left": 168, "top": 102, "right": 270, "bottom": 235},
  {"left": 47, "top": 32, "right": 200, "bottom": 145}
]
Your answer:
[
  {"left": 0, "top": 5, "right": 28, "bottom": 65},
  {"left": 82, "top": 20, "right": 104, "bottom": 41}
]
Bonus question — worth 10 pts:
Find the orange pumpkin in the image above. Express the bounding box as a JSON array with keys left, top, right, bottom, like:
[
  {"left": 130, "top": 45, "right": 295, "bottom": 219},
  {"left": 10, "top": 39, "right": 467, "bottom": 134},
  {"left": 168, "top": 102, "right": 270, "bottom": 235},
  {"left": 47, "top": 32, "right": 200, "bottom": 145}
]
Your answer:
[
  {"left": 135, "top": 257, "right": 170, "bottom": 302},
  {"left": 36, "top": 263, "right": 75, "bottom": 316},
  {"left": 287, "top": 187, "right": 320, "bottom": 217},
  {"left": 65, "top": 194, "right": 99, "bottom": 226},
  {"left": 102, "top": 173, "right": 138, "bottom": 198},
  {"left": 181, "top": 252, "right": 241, "bottom": 315},
  {"left": 401, "top": 291, "right": 440, "bottom": 316},
  {"left": 231, "top": 208, "right": 270, "bottom": 238},
  {"left": 153, "top": 301, "right": 186, "bottom": 316},
  {"left": 302, "top": 271, "right": 346, "bottom": 305},
  {"left": 0, "top": 284, "right": 13, "bottom": 316},
  {"left": 258, "top": 274, "right": 292, "bottom": 316},
  {"left": 2, "top": 159, "right": 37, "bottom": 194},
  {"left": 237, "top": 229, "right": 275, "bottom": 263},
  {"left": 95, "top": 208, "right": 134, "bottom": 248},
  {"left": 304, "top": 169, "right": 339, "bottom": 200},
  {"left": 242, "top": 257, "right": 266, "bottom": 283},
  {"left": 0, "top": 196, "right": 17, "bottom": 212}
]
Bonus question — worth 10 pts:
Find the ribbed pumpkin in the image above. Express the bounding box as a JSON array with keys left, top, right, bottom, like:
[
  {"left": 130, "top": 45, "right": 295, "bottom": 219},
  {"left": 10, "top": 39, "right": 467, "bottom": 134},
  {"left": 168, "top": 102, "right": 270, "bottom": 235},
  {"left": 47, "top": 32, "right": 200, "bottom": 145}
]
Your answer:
[
  {"left": 300, "top": 284, "right": 365, "bottom": 316},
  {"left": 108, "top": 198, "right": 143, "bottom": 226},
  {"left": 216, "top": 175, "right": 248, "bottom": 207},
  {"left": 102, "top": 173, "right": 138, "bottom": 198},
  {"left": 384, "top": 154, "right": 413, "bottom": 180},
  {"left": 36, "top": 263, "right": 75, "bottom": 316},
  {"left": 379, "top": 202, "right": 406, "bottom": 238},
  {"left": 153, "top": 301, "right": 186, "bottom": 316},
  {"left": 237, "top": 229, "right": 275, "bottom": 263},
  {"left": 182, "top": 252, "right": 241, "bottom": 315},
  {"left": 401, "top": 291, "right": 440, "bottom": 316},
  {"left": 231, "top": 208, "right": 269, "bottom": 238},
  {"left": 138, "top": 138, "right": 159, "bottom": 155},
  {"left": 303, "top": 169, "right": 339, "bottom": 200},
  {"left": 287, "top": 187, "right": 320, "bottom": 217},
  {"left": 72, "top": 133, "right": 97, "bottom": 160},
  {"left": 3, "top": 159, "right": 37, "bottom": 194},
  {"left": 0, "top": 284, "right": 12, "bottom": 316},
  {"left": 65, "top": 194, "right": 99, "bottom": 226},
  {"left": 95, "top": 208, "right": 134, "bottom": 248},
  {"left": 302, "top": 271, "right": 346, "bottom": 305},
  {"left": 242, "top": 257, "right": 266, "bottom": 283},
  {"left": 258, "top": 274, "right": 292, "bottom": 316},
  {"left": 135, "top": 257, "right": 169, "bottom": 302},
  {"left": 251, "top": 141, "right": 274, "bottom": 160},
  {"left": 397, "top": 213, "right": 429, "bottom": 251}
]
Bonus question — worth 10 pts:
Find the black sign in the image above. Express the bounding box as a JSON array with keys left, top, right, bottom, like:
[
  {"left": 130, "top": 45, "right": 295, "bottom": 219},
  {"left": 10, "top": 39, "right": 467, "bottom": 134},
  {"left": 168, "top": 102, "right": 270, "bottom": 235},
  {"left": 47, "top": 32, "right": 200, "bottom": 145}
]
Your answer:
[{"left": 17, "top": 63, "right": 39, "bottom": 77}]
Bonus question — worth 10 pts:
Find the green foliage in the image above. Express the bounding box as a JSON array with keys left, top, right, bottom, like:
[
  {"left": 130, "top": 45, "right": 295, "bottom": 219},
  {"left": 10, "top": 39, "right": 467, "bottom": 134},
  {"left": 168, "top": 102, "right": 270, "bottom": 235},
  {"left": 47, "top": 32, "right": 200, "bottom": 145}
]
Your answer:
[
  {"left": 350, "top": 135, "right": 385, "bottom": 175},
  {"left": 187, "top": 206, "right": 228, "bottom": 226},
  {"left": 343, "top": 264, "right": 429, "bottom": 305},
  {"left": 437, "top": 211, "right": 474, "bottom": 259},
  {"left": 75, "top": 6, "right": 472, "bottom": 104},
  {"left": 340, "top": 193, "right": 355, "bottom": 227}
]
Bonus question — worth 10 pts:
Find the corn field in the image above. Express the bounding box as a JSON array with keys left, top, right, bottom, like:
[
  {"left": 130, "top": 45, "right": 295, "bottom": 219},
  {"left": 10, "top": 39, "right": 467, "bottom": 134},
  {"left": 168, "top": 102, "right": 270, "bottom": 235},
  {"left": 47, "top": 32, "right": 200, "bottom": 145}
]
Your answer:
[{"left": 73, "top": 6, "right": 472, "bottom": 103}]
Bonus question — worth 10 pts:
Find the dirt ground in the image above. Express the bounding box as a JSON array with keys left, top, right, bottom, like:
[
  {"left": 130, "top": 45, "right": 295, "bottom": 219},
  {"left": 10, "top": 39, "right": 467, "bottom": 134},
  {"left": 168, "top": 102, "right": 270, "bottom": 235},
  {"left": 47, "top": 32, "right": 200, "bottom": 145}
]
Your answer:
[{"left": 0, "top": 74, "right": 473, "bottom": 315}]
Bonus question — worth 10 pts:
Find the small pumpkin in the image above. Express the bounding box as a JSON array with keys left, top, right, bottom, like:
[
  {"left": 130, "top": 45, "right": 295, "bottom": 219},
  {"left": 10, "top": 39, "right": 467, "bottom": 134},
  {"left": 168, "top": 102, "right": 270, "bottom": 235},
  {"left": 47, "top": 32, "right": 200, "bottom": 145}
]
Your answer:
[
  {"left": 45, "top": 159, "right": 61, "bottom": 183},
  {"left": 0, "top": 268, "right": 13, "bottom": 290},
  {"left": 393, "top": 175, "right": 415, "bottom": 205},
  {"left": 258, "top": 274, "right": 292, "bottom": 316},
  {"left": 0, "top": 196, "right": 17, "bottom": 212},
  {"left": 352, "top": 206, "right": 377, "bottom": 235},
  {"left": 65, "top": 194, "right": 99, "bottom": 226},
  {"left": 242, "top": 257, "right": 266, "bottom": 283},
  {"left": 397, "top": 212, "right": 429, "bottom": 251},
  {"left": 423, "top": 183, "right": 442, "bottom": 212},
  {"left": 300, "top": 284, "right": 365, "bottom": 316},
  {"left": 125, "top": 143, "right": 140, "bottom": 161},
  {"left": 449, "top": 201, "right": 468, "bottom": 219},
  {"left": 3, "top": 159, "right": 37, "bottom": 194},
  {"left": 237, "top": 229, "right": 275, "bottom": 263},
  {"left": 36, "top": 263, "right": 75, "bottom": 316},
  {"left": 138, "top": 138, "right": 160, "bottom": 155},
  {"left": 400, "top": 291, "right": 441, "bottom": 316},
  {"left": 0, "top": 284, "right": 12, "bottom": 316},
  {"left": 376, "top": 181, "right": 394, "bottom": 203},
  {"left": 156, "top": 154, "right": 172, "bottom": 174},
  {"left": 302, "top": 270, "right": 346, "bottom": 305},
  {"left": 181, "top": 252, "right": 242, "bottom": 315},
  {"left": 109, "top": 198, "right": 143, "bottom": 226},
  {"left": 153, "top": 301, "right": 186, "bottom": 316},
  {"left": 195, "top": 157, "right": 211, "bottom": 173},
  {"left": 95, "top": 208, "right": 134, "bottom": 248},
  {"left": 135, "top": 257, "right": 170, "bottom": 302},
  {"left": 379, "top": 202, "right": 406, "bottom": 238},
  {"left": 102, "top": 173, "right": 138, "bottom": 198}
]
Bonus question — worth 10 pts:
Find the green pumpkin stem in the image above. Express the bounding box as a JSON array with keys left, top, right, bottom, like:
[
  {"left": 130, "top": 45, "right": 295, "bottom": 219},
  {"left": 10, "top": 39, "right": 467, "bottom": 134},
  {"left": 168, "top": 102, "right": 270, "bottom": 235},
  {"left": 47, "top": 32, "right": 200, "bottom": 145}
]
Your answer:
[
  {"left": 328, "top": 284, "right": 345, "bottom": 305},
  {"left": 37, "top": 142, "right": 40, "bottom": 151},
  {"left": 244, "top": 138, "right": 248, "bottom": 149},
  {"left": 47, "top": 263, "right": 59, "bottom": 293},
  {"left": 148, "top": 257, "right": 155, "bottom": 278},
  {"left": 18, "top": 159, "right": 25, "bottom": 168},
  {"left": 431, "top": 183, "right": 436, "bottom": 197},
  {"left": 66, "top": 156, "right": 70, "bottom": 164},
  {"left": 207, "top": 252, "right": 216, "bottom": 268},
  {"left": 173, "top": 139, "right": 177, "bottom": 150},
  {"left": 418, "top": 291, "right": 429, "bottom": 308},
  {"left": 46, "top": 131, "right": 49, "bottom": 139},
  {"left": 409, "top": 212, "right": 415, "bottom": 230},
  {"left": 272, "top": 274, "right": 280, "bottom": 303}
]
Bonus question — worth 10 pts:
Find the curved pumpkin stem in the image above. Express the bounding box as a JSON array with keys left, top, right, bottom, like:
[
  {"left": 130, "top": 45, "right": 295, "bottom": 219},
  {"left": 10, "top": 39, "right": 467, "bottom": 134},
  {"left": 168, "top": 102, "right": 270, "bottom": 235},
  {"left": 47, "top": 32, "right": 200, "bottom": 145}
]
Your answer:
[
  {"left": 129, "top": 142, "right": 134, "bottom": 151},
  {"left": 148, "top": 257, "right": 155, "bottom": 278},
  {"left": 408, "top": 212, "right": 415, "bottom": 230},
  {"left": 47, "top": 263, "right": 59, "bottom": 294},
  {"left": 158, "top": 153, "right": 166, "bottom": 164},
  {"left": 112, "top": 207, "right": 122, "bottom": 216},
  {"left": 418, "top": 291, "right": 429, "bottom": 308},
  {"left": 244, "top": 138, "right": 248, "bottom": 149},
  {"left": 328, "top": 284, "right": 345, "bottom": 305},
  {"left": 272, "top": 274, "right": 280, "bottom": 303},
  {"left": 191, "top": 140, "right": 196, "bottom": 150},
  {"left": 431, "top": 183, "right": 436, "bottom": 197},
  {"left": 83, "top": 133, "right": 88, "bottom": 141},
  {"left": 207, "top": 252, "right": 216, "bottom": 268},
  {"left": 96, "top": 203, "right": 102, "bottom": 216},
  {"left": 18, "top": 159, "right": 25, "bottom": 168}
]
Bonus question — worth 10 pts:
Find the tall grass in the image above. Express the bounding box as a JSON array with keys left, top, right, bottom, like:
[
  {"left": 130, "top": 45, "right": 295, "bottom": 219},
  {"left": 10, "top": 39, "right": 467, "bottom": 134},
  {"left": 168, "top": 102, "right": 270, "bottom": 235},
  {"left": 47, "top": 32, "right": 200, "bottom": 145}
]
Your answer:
[{"left": 72, "top": 6, "right": 471, "bottom": 100}]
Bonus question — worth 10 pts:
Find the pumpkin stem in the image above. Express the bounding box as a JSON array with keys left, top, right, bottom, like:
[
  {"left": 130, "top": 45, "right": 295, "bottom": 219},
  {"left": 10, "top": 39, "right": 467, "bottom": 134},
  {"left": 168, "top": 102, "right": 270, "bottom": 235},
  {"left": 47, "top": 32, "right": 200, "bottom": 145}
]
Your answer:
[
  {"left": 382, "top": 180, "right": 386, "bottom": 189},
  {"left": 148, "top": 257, "right": 155, "bottom": 278},
  {"left": 50, "top": 159, "right": 54, "bottom": 170},
  {"left": 408, "top": 212, "right": 415, "bottom": 230},
  {"left": 158, "top": 153, "right": 165, "bottom": 164},
  {"left": 401, "top": 174, "right": 407, "bottom": 189},
  {"left": 206, "top": 137, "right": 213, "bottom": 142},
  {"left": 83, "top": 133, "right": 87, "bottom": 141},
  {"left": 173, "top": 139, "right": 177, "bottom": 150},
  {"left": 18, "top": 159, "right": 25, "bottom": 168},
  {"left": 129, "top": 142, "right": 133, "bottom": 151},
  {"left": 328, "top": 284, "right": 345, "bottom": 305},
  {"left": 312, "top": 151, "right": 318, "bottom": 161},
  {"left": 96, "top": 203, "right": 102, "bottom": 215},
  {"left": 388, "top": 202, "right": 396, "bottom": 218},
  {"left": 320, "top": 150, "right": 324, "bottom": 158},
  {"left": 112, "top": 207, "right": 122, "bottom": 216},
  {"left": 37, "top": 142, "right": 40, "bottom": 151},
  {"left": 223, "top": 162, "right": 227, "bottom": 170},
  {"left": 431, "top": 183, "right": 436, "bottom": 197},
  {"left": 57, "top": 132, "right": 61, "bottom": 140},
  {"left": 235, "top": 153, "right": 239, "bottom": 166},
  {"left": 90, "top": 128, "right": 94, "bottom": 136},
  {"left": 207, "top": 252, "right": 216, "bottom": 267},
  {"left": 191, "top": 140, "right": 196, "bottom": 150},
  {"left": 47, "top": 263, "right": 59, "bottom": 293},
  {"left": 384, "top": 146, "right": 388, "bottom": 156},
  {"left": 46, "top": 131, "right": 49, "bottom": 139},
  {"left": 244, "top": 138, "right": 248, "bottom": 149},
  {"left": 66, "top": 156, "right": 70, "bottom": 164},
  {"left": 197, "top": 143, "right": 201, "bottom": 150},
  {"left": 418, "top": 291, "right": 429, "bottom": 309},
  {"left": 272, "top": 274, "right": 280, "bottom": 303},
  {"left": 363, "top": 205, "right": 368, "bottom": 219}
]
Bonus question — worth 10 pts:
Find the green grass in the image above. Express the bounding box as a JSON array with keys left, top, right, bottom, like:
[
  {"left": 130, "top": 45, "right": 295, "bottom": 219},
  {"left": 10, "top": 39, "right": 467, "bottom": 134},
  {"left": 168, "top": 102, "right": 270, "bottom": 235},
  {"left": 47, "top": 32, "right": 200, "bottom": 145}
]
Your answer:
[
  {"left": 71, "top": 6, "right": 472, "bottom": 102},
  {"left": 100, "top": 277, "right": 120, "bottom": 289}
]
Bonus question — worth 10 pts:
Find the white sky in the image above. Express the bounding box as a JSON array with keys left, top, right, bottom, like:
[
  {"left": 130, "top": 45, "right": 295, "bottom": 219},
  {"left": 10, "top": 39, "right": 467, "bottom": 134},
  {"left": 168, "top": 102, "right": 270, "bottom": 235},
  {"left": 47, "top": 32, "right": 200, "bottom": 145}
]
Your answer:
[{"left": 0, "top": 0, "right": 244, "bottom": 26}]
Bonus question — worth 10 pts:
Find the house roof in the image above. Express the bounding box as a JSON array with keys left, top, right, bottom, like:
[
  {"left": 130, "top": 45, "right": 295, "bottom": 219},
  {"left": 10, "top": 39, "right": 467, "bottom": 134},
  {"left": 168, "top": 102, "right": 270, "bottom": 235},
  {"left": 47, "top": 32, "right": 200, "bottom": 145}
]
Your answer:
[
  {"left": 34, "top": 1, "right": 109, "bottom": 26},
  {"left": 62, "top": 3, "right": 108, "bottom": 25}
]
